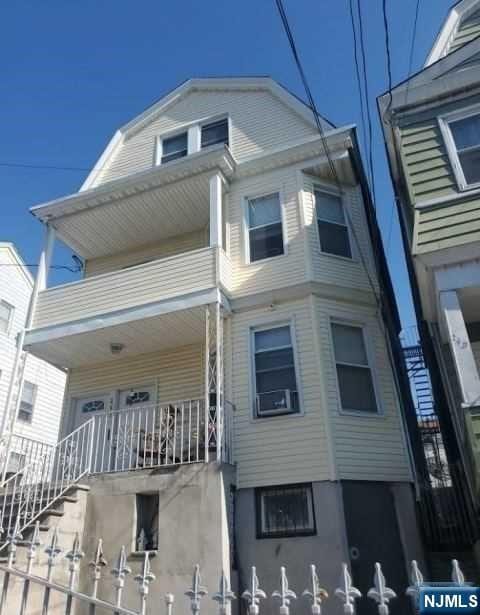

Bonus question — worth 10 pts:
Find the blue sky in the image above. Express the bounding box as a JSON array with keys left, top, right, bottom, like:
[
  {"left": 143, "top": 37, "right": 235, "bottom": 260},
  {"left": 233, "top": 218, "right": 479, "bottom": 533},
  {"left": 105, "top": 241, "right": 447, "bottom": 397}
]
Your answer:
[{"left": 0, "top": 0, "right": 454, "bottom": 328}]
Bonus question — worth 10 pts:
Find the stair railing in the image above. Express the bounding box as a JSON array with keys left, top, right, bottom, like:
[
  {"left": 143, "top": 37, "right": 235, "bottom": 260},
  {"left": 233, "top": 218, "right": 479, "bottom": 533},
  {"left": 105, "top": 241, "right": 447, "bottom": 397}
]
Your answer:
[{"left": 0, "top": 418, "right": 94, "bottom": 549}]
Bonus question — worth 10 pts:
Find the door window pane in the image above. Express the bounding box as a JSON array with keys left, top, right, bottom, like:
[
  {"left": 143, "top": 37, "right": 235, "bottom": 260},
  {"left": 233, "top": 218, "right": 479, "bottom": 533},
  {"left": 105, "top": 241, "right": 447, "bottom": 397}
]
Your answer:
[
  {"left": 201, "top": 119, "right": 229, "bottom": 148},
  {"left": 248, "top": 193, "right": 284, "bottom": 262},
  {"left": 253, "top": 326, "right": 299, "bottom": 416},
  {"left": 315, "top": 190, "right": 352, "bottom": 258},
  {"left": 331, "top": 323, "right": 378, "bottom": 413},
  {"left": 256, "top": 484, "right": 315, "bottom": 537},
  {"left": 161, "top": 132, "right": 188, "bottom": 164}
]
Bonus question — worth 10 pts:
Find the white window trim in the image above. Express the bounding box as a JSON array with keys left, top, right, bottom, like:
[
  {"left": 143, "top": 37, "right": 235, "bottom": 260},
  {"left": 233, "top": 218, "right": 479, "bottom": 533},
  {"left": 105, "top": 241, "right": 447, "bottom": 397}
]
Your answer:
[
  {"left": 249, "top": 318, "right": 303, "bottom": 420},
  {"left": 155, "top": 114, "right": 231, "bottom": 166},
  {"left": 438, "top": 103, "right": 480, "bottom": 192},
  {"left": 328, "top": 317, "right": 383, "bottom": 417},
  {"left": 242, "top": 189, "right": 288, "bottom": 265},
  {"left": 18, "top": 381, "right": 38, "bottom": 423},
  {"left": 0, "top": 300, "right": 14, "bottom": 336},
  {"left": 312, "top": 182, "right": 356, "bottom": 262}
]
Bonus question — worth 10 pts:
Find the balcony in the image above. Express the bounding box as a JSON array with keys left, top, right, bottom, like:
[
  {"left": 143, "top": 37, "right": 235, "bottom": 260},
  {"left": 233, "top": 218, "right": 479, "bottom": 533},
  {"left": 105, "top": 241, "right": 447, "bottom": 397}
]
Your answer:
[{"left": 24, "top": 246, "right": 232, "bottom": 367}]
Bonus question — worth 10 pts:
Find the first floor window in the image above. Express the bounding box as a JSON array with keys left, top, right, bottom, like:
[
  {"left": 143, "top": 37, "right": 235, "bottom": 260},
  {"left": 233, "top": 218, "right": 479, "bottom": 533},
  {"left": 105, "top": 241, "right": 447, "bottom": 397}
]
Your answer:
[
  {"left": 315, "top": 189, "right": 352, "bottom": 258},
  {"left": 18, "top": 381, "right": 37, "bottom": 423},
  {"left": 247, "top": 193, "right": 284, "bottom": 262},
  {"left": 161, "top": 132, "right": 188, "bottom": 164},
  {"left": 331, "top": 322, "right": 378, "bottom": 413},
  {"left": 0, "top": 300, "right": 14, "bottom": 334},
  {"left": 136, "top": 493, "right": 159, "bottom": 551},
  {"left": 445, "top": 111, "right": 480, "bottom": 187},
  {"left": 253, "top": 325, "right": 299, "bottom": 417},
  {"left": 201, "top": 118, "right": 229, "bottom": 149},
  {"left": 256, "top": 484, "right": 316, "bottom": 538}
]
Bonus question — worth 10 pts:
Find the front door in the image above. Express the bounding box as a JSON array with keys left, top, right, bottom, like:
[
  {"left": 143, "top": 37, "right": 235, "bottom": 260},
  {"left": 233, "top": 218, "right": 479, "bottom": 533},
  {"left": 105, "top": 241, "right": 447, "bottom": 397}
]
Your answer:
[{"left": 73, "top": 393, "right": 112, "bottom": 473}]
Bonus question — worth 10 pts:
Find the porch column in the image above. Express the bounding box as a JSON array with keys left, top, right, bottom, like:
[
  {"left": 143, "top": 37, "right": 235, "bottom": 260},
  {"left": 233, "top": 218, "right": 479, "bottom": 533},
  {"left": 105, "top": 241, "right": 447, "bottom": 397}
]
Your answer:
[
  {"left": 440, "top": 289, "right": 480, "bottom": 407},
  {"left": 209, "top": 173, "right": 223, "bottom": 249},
  {"left": 204, "top": 303, "right": 224, "bottom": 462},
  {"left": 36, "top": 223, "right": 56, "bottom": 294}
]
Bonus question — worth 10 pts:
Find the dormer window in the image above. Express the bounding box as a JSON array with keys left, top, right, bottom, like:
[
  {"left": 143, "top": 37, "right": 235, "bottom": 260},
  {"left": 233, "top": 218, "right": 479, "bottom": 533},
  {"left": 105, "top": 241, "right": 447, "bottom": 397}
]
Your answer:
[
  {"left": 161, "top": 132, "right": 188, "bottom": 164},
  {"left": 439, "top": 107, "right": 480, "bottom": 190},
  {"left": 201, "top": 119, "right": 229, "bottom": 149}
]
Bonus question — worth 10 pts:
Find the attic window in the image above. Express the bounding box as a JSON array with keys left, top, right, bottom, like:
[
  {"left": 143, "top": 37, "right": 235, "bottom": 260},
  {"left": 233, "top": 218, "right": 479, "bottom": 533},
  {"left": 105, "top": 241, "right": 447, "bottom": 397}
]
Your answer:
[
  {"left": 440, "top": 108, "right": 480, "bottom": 190},
  {"left": 201, "top": 119, "right": 229, "bottom": 149},
  {"left": 161, "top": 132, "right": 188, "bottom": 164}
]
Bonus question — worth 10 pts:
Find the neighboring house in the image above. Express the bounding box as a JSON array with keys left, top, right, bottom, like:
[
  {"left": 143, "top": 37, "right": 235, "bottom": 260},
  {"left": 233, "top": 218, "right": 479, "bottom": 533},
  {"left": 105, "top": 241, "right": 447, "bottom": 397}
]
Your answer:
[
  {"left": 0, "top": 243, "right": 66, "bottom": 472},
  {"left": 379, "top": 0, "right": 480, "bottom": 563},
  {"left": 19, "top": 77, "right": 422, "bottom": 612}
]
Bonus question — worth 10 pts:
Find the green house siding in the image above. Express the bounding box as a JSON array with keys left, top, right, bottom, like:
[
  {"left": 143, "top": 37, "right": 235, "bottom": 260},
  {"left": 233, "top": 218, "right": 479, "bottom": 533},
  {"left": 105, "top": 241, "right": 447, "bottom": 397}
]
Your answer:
[
  {"left": 398, "top": 94, "right": 480, "bottom": 254},
  {"left": 450, "top": 8, "right": 480, "bottom": 54}
]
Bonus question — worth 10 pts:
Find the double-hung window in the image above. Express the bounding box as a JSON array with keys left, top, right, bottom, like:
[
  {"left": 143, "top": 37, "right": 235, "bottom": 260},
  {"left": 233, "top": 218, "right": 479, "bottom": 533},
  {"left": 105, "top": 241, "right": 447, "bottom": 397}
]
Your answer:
[
  {"left": 256, "top": 483, "right": 316, "bottom": 538},
  {"left": 201, "top": 118, "right": 229, "bottom": 149},
  {"left": 315, "top": 189, "right": 352, "bottom": 258},
  {"left": 253, "top": 324, "right": 299, "bottom": 417},
  {"left": 18, "top": 381, "right": 37, "bottom": 423},
  {"left": 331, "top": 322, "right": 378, "bottom": 414},
  {"left": 161, "top": 132, "right": 188, "bottom": 164},
  {"left": 441, "top": 109, "right": 480, "bottom": 189},
  {"left": 0, "top": 300, "right": 14, "bottom": 334},
  {"left": 247, "top": 193, "right": 284, "bottom": 262}
]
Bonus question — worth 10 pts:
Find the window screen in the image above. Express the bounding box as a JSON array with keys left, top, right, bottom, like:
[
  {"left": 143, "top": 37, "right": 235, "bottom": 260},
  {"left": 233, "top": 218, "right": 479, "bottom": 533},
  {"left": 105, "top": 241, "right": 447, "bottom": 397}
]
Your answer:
[
  {"left": 331, "top": 323, "right": 377, "bottom": 413},
  {"left": 18, "top": 381, "right": 37, "bottom": 423},
  {"left": 161, "top": 132, "right": 188, "bottom": 164},
  {"left": 201, "top": 119, "right": 229, "bottom": 148},
  {"left": 253, "top": 325, "right": 299, "bottom": 417},
  {"left": 449, "top": 113, "right": 480, "bottom": 185},
  {"left": 256, "top": 484, "right": 315, "bottom": 538},
  {"left": 315, "top": 190, "right": 352, "bottom": 258},
  {"left": 248, "top": 193, "right": 284, "bottom": 262}
]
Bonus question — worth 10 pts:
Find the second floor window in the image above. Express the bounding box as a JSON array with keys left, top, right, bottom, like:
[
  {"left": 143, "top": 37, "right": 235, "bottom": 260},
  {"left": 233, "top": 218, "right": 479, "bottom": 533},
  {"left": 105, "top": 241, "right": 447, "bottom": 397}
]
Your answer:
[
  {"left": 18, "top": 381, "right": 37, "bottom": 423},
  {"left": 445, "top": 111, "right": 480, "bottom": 188},
  {"left": 315, "top": 189, "right": 352, "bottom": 259},
  {"left": 247, "top": 193, "right": 284, "bottom": 262},
  {"left": 0, "top": 300, "right": 14, "bottom": 334},
  {"left": 161, "top": 132, "right": 188, "bottom": 164},
  {"left": 253, "top": 324, "right": 299, "bottom": 417},
  {"left": 331, "top": 322, "right": 378, "bottom": 414},
  {"left": 201, "top": 118, "right": 229, "bottom": 149}
]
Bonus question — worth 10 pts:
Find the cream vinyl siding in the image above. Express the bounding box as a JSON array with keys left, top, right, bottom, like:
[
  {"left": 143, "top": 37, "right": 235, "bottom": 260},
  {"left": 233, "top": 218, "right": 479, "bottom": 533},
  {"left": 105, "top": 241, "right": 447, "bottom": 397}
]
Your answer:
[
  {"left": 65, "top": 343, "right": 203, "bottom": 433},
  {"left": 84, "top": 229, "right": 207, "bottom": 277},
  {"left": 227, "top": 166, "right": 307, "bottom": 297},
  {"left": 95, "top": 90, "right": 316, "bottom": 186},
  {"left": 230, "top": 299, "right": 332, "bottom": 489},
  {"left": 313, "top": 296, "right": 411, "bottom": 482},
  {"left": 33, "top": 247, "right": 221, "bottom": 329},
  {"left": 301, "top": 179, "right": 379, "bottom": 292}
]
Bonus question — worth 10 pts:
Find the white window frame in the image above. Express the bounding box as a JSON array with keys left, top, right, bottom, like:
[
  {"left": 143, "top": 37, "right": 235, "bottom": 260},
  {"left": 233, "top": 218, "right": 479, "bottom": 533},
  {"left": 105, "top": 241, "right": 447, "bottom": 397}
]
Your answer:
[
  {"left": 0, "top": 300, "right": 14, "bottom": 336},
  {"left": 249, "top": 319, "right": 303, "bottom": 420},
  {"left": 329, "top": 318, "right": 382, "bottom": 417},
  {"left": 243, "top": 189, "right": 287, "bottom": 264},
  {"left": 438, "top": 103, "right": 480, "bottom": 191},
  {"left": 18, "top": 380, "right": 37, "bottom": 423},
  {"left": 313, "top": 183, "right": 355, "bottom": 261},
  {"left": 199, "top": 114, "right": 231, "bottom": 151},
  {"left": 155, "top": 128, "right": 189, "bottom": 166}
]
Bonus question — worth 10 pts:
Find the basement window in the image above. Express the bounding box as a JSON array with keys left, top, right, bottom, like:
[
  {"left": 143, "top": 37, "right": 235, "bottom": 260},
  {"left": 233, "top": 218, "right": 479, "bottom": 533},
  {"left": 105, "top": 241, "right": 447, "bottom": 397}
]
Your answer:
[
  {"left": 135, "top": 493, "right": 159, "bottom": 552},
  {"left": 256, "top": 483, "right": 316, "bottom": 538}
]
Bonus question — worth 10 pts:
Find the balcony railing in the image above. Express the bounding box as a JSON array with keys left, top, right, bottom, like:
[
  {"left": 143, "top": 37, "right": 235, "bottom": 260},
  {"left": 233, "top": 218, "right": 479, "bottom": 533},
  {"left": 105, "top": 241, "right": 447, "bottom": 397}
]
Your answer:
[{"left": 31, "top": 247, "right": 231, "bottom": 331}]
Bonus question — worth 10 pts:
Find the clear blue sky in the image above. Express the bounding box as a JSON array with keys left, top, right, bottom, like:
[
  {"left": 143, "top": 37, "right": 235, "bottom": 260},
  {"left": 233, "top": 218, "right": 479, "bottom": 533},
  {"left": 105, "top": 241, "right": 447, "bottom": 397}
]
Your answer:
[{"left": 0, "top": 0, "right": 454, "bottom": 328}]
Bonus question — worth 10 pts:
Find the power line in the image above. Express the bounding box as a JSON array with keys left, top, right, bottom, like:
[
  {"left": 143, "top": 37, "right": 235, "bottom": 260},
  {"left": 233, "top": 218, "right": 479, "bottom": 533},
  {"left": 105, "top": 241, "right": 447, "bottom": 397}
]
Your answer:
[
  {"left": 0, "top": 161, "right": 90, "bottom": 172},
  {"left": 0, "top": 262, "right": 82, "bottom": 273},
  {"left": 382, "top": 0, "right": 394, "bottom": 115},
  {"left": 405, "top": 0, "right": 421, "bottom": 104}
]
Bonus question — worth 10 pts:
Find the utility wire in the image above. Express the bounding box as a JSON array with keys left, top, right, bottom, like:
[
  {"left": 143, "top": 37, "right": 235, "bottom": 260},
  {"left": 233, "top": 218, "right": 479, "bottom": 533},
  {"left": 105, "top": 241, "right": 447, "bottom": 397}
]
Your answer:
[
  {"left": 382, "top": 0, "right": 394, "bottom": 115},
  {"left": 0, "top": 161, "right": 91, "bottom": 172},
  {"left": 405, "top": 0, "right": 421, "bottom": 104},
  {"left": 0, "top": 263, "right": 82, "bottom": 273}
]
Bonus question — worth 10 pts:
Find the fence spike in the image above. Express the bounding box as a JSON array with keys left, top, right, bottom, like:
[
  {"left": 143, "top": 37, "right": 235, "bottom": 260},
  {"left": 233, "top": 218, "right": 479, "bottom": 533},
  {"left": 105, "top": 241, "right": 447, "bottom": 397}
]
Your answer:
[
  {"left": 406, "top": 560, "right": 424, "bottom": 601},
  {"left": 186, "top": 564, "right": 208, "bottom": 615},
  {"left": 212, "top": 570, "right": 236, "bottom": 615},
  {"left": 165, "top": 593, "right": 175, "bottom": 615},
  {"left": 6, "top": 523, "right": 22, "bottom": 569},
  {"left": 89, "top": 538, "right": 107, "bottom": 598},
  {"left": 367, "top": 563, "right": 396, "bottom": 615},
  {"left": 334, "top": 563, "right": 361, "bottom": 615},
  {"left": 45, "top": 528, "right": 62, "bottom": 578},
  {"left": 452, "top": 559, "right": 466, "bottom": 586},
  {"left": 111, "top": 545, "right": 131, "bottom": 606},
  {"left": 272, "top": 566, "right": 297, "bottom": 615},
  {"left": 303, "top": 564, "right": 328, "bottom": 615},
  {"left": 65, "top": 532, "right": 84, "bottom": 589},
  {"left": 26, "top": 522, "right": 41, "bottom": 566},
  {"left": 135, "top": 551, "right": 156, "bottom": 615},
  {"left": 241, "top": 566, "right": 266, "bottom": 615}
]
